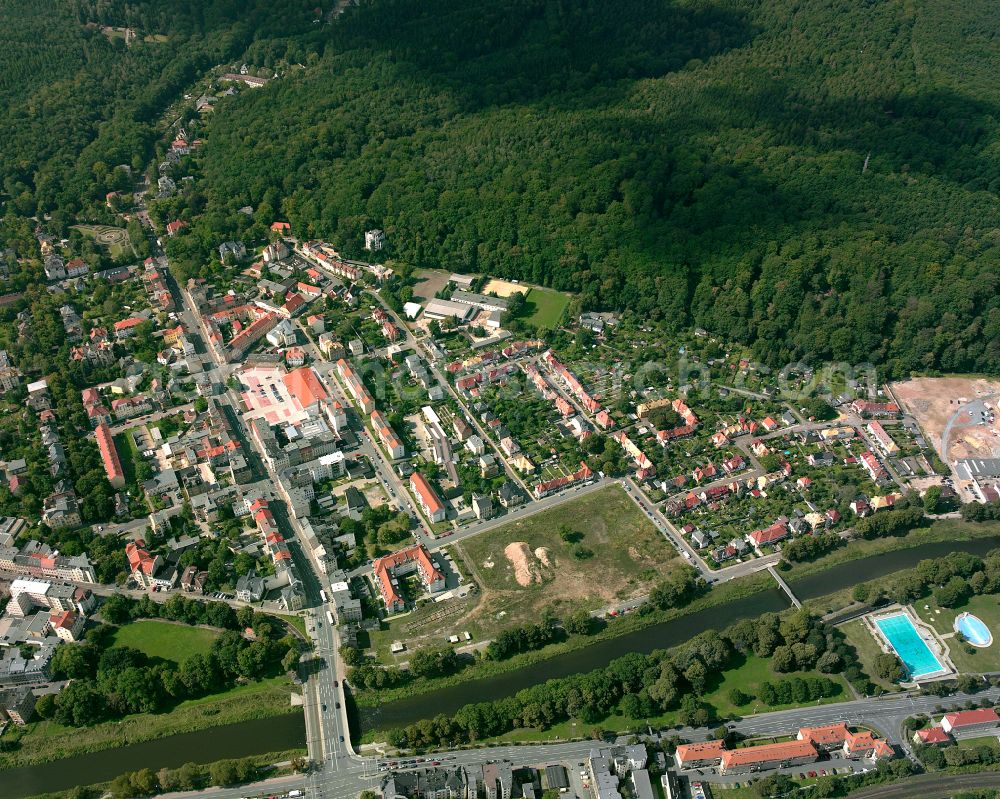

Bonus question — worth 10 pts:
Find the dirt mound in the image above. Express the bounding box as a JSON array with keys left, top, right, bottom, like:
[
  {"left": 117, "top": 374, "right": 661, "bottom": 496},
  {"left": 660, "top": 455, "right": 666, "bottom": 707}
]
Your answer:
[
  {"left": 534, "top": 547, "right": 552, "bottom": 567},
  {"left": 504, "top": 542, "right": 539, "bottom": 586}
]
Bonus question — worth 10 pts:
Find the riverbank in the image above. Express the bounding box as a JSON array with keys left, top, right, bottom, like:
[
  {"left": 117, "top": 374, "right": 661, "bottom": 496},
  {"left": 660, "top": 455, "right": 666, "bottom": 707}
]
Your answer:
[
  {"left": 353, "top": 570, "right": 775, "bottom": 708},
  {"left": 0, "top": 675, "right": 298, "bottom": 770},
  {"left": 356, "top": 521, "right": 1000, "bottom": 738},
  {"left": 356, "top": 520, "right": 1000, "bottom": 710},
  {"left": 19, "top": 749, "right": 306, "bottom": 799},
  {"left": 783, "top": 519, "right": 1000, "bottom": 584}
]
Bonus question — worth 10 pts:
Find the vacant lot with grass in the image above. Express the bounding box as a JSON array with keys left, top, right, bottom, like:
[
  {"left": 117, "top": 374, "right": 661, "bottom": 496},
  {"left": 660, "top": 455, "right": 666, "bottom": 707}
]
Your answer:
[
  {"left": 110, "top": 620, "right": 220, "bottom": 663},
  {"left": 370, "top": 486, "right": 675, "bottom": 657},
  {"left": 519, "top": 287, "right": 569, "bottom": 329},
  {"left": 460, "top": 485, "right": 677, "bottom": 621}
]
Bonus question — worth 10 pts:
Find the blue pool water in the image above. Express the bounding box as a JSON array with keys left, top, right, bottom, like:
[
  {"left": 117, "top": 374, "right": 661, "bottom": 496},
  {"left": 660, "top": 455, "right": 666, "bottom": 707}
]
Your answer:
[
  {"left": 956, "top": 613, "right": 993, "bottom": 647},
  {"left": 875, "top": 613, "right": 944, "bottom": 678}
]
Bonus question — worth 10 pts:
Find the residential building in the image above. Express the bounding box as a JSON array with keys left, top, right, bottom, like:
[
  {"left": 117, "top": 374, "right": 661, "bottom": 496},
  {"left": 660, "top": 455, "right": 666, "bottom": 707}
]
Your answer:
[
  {"left": 867, "top": 422, "right": 900, "bottom": 455},
  {"left": 371, "top": 410, "right": 405, "bottom": 459},
  {"left": 472, "top": 493, "right": 494, "bottom": 520},
  {"left": 372, "top": 544, "right": 446, "bottom": 614},
  {"left": 126, "top": 539, "right": 164, "bottom": 589},
  {"left": 380, "top": 766, "right": 468, "bottom": 799},
  {"left": 42, "top": 491, "right": 81, "bottom": 529},
  {"left": 851, "top": 400, "right": 900, "bottom": 418},
  {"left": 7, "top": 578, "right": 93, "bottom": 616},
  {"left": 235, "top": 571, "right": 266, "bottom": 603},
  {"left": 49, "top": 610, "right": 84, "bottom": 642},
  {"left": 410, "top": 473, "right": 446, "bottom": 523},
  {"left": 0, "top": 686, "right": 37, "bottom": 724},
  {"left": 914, "top": 727, "right": 951, "bottom": 746},
  {"left": 95, "top": 422, "right": 125, "bottom": 489},
  {"left": 719, "top": 740, "right": 819, "bottom": 775},
  {"left": 218, "top": 241, "right": 247, "bottom": 262},
  {"left": 365, "top": 229, "right": 386, "bottom": 251}
]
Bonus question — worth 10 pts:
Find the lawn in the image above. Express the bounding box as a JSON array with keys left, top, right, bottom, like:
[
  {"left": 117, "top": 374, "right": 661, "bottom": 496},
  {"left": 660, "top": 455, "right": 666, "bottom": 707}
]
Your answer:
[
  {"left": 839, "top": 619, "right": 901, "bottom": 693},
  {"left": 458, "top": 485, "right": 679, "bottom": 624},
  {"left": 912, "top": 591, "right": 1000, "bottom": 673},
  {"left": 956, "top": 734, "right": 1000, "bottom": 751},
  {"left": 72, "top": 224, "right": 136, "bottom": 259},
  {"left": 0, "top": 675, "right": 297, "bottom": 769},
  {"left": 114, "top": 431, "right": 140, "bottom": 485},
  {"left": 481, "top": 654, "right": 851, "bottom": 744},
  {"left": 518, "top": 287, "right": 569, "bottom": 330},
  {"left": 110, "top": 620, "right": 220, "bottom": 663}
]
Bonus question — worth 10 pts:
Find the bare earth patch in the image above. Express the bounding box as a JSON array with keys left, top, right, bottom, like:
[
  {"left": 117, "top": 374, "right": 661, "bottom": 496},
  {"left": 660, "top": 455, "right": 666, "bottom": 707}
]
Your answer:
[
  {"left": 892, "top": 376, "right": 1000, "bottom": 459},
  {"left": 534, "top": 547, "right": 552, "bottom": 567},
  {"left": 505, "top": 542, "right": 538, "bottom": 586}
]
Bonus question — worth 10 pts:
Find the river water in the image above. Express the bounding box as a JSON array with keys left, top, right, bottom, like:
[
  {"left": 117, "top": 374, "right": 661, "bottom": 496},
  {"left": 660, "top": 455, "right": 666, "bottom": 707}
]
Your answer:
[
  {"left": 2, "top": 713, "right": 306, "bottom": 799},
  {"left": 7, "top": 535, "right": 999, "bottom": 797}
]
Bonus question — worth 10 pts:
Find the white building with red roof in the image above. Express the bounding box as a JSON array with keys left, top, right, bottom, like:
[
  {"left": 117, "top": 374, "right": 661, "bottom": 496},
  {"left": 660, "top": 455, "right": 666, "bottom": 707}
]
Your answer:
[
  {"left": 409, "top": 473, "right": 445, "bottom": 522},
  {"left": 49, "top": 609, "right": 84, "bottom": 642},
  {"left": 126, "top": 539, "right": 165, "bottom": 589},
  {"left": 941, "top": 708, "right": 1000, "bottom": 736}
]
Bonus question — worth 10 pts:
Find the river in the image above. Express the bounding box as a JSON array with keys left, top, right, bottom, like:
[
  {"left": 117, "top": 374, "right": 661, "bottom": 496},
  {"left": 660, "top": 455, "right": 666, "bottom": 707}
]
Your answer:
[
  {"left": 7, "top": 535, "right": 999, "bottom": 797},
  {"left": 2, "top": 713, "right": 306, "bottom": 799},
  {"left": 357, "top": 535, "right": 1000, "bottom": 732}
]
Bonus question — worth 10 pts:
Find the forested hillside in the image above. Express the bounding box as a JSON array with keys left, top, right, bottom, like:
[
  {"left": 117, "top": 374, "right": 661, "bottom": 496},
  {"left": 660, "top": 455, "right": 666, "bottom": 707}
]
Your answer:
[
  {"left": 2, "top": 0, "right": 999, "bottom": 375},
  {"left": 0, "top": 0, "right": 322, "bottom": 225},
  {"left": 190, "top": 0, "right": 1000, "bottom": 376}
]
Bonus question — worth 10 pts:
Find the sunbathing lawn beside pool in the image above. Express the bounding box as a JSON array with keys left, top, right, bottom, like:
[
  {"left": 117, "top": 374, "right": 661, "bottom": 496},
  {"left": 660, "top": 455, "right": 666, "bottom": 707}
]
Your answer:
[
  {"left": 913, "top": 592, "right": 1000, "bottom": 673},
  {"left": 839, "top": 620, "right": 902, "bottom": 693}
]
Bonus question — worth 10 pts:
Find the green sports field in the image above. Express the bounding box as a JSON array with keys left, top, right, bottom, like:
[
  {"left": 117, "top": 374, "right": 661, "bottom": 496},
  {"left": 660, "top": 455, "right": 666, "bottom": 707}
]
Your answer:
[
  {"left": 110, "top": 620, "right": 220, "bottom": 663},
  {"left": 519, "top": 287, "right": 569, "bottom": 329}
]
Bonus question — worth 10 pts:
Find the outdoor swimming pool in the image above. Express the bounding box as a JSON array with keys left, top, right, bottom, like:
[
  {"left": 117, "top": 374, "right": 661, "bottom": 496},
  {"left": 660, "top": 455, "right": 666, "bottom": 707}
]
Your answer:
[
  {"left": 956, "top": 612, "right": 993, "bottom": 647},
  {"left": 875, "top": 612, "right": 945, "bottom": 678}
]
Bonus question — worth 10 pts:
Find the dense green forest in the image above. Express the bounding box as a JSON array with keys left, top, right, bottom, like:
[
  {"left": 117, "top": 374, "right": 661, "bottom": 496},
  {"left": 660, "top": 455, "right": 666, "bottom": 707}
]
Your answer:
[
  {"left": 2, "top": 0, "right": 999, "bottom": 375},
  {"left": 0, "top": 0, "right": 323, "bottom": 224},
  {"left": 188, "top": 0, "right": 1000, "bottom": 376}
]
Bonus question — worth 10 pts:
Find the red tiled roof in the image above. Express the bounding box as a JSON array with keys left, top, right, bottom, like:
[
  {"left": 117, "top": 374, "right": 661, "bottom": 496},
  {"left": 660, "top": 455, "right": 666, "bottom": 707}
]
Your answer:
[
  {"left": 915, "top": 727, "right": 950, "bottom": 744},
  {"left": 943, "top": 708, "right": 1000, "bottom": 729},
  {"left": 409, "top": 472, "right": 443, "bottom": 515},
  {"left": 720, "top": 740, "right": 817, "bottom": 769},
  {"left": 283, "top": 367, "right": 328, "bottom": 408},
  {"left": 49, "top": 610, "right": 77, "bottom": 629},
  {"left": 126, "top": 540, "right": 157, "bottom": 575},
  {"left": 114, "top": 317, "right": 145, "bottom": 332},
  {"left": 674, "top": 740, "right": 727, "bottom": 765},
  {"left": 799, "top": 723, "right": 850, "bottom": 746},
  {"left": 372, "top": 544, "right": 443, "bottom": 609},
  {"left": 749, "top": 521, "right": 788, "bottom": 546},
  {"left": 95, "top": 422, "right": 125, "bottom": 484},
  {"left": 283, "top": 292, "right": 306, "bottom": 314}
]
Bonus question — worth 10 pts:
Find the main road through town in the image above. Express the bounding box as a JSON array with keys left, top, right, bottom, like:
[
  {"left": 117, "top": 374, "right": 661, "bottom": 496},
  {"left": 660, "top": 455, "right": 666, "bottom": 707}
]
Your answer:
[{"left": 150, "top": 686, "right": 1000, "bottom": 799}]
